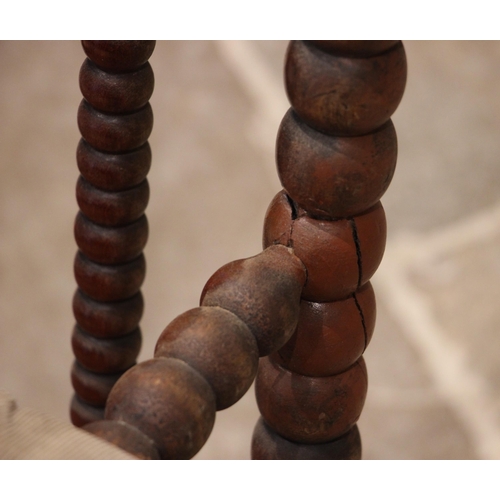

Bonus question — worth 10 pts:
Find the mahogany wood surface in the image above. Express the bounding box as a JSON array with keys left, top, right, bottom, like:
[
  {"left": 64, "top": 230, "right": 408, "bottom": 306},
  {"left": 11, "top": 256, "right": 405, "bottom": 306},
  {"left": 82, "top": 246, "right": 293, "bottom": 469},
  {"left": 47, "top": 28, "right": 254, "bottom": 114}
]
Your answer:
[
  {"left": 285, "top": 41, "right": 407, "bottom": 136},
  {"left": 105, "top": 358, "right": 216, "bottom": 460},
  {"left": 255, "top": 356, "right": 367, "bottom": 444},
  {"left": 263, "top": 191, "right": 386, "bottom": 302},
  {"left": 276, "top": 110, "right": 397, "bottom": 219},
  {"left": 77, "top": 139, "right": 151, "bottom": 191},
  {"left": 72, "top": 40, "right": 407, "bottom": 460},
  {"left": 251, "top": 418, "right": 362, "bottom": 460},
  {"left": 71, "top": 41, "right": 156, "bottom": 426},
  {"left": 74, "top": 251, "right": 146, "bottom": 302},
  {"left": 71, "top": 325, "right": 142, "bottom": 373},
  {"left": 155, "top": 307, "right": 259, "bottom": 411},
  {"left": 272, "top": 281, "right": 375, "bottom": 377},
  {"left": 200, "top": 245, "right": 306, "bottom": 356},
  {"left": 71, "top": 362, "right": 124, "bottom": 406}
]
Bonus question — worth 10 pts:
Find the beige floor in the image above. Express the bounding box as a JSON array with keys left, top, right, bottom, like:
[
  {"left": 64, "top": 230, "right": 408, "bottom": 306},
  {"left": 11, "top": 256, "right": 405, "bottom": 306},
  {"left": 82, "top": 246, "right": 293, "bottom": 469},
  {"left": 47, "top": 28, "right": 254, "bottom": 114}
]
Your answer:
[{"left": 1, "top": 41, "right": 500, "bottom": 459}]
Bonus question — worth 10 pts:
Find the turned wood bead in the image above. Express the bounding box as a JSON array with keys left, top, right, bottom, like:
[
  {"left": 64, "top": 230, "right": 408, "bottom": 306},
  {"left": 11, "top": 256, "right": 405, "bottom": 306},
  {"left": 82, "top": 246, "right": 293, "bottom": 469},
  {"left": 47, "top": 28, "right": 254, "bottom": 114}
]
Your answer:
[
  {"left": 71, "top": 325, "right": 142, "bottom": 373},
  {"left": 105, "top": 358, "right": 216, "bottom": 460},
  {"left": 251, "top": 417, "right": 362, "bottom": 460},
  {"left": 82, "top": 41, "right": 156, "bottom": 73},
  {"left": 271, "top": 282, "right": 376, "bottom": 377},
  {"left": 285, "top": 41, "right": 407, "bottom": 136},
  {"left": 155, "top": 306, "right": 258, "bottom": 410},
  {"left": 309, "top": 40, "right": 399, "bottom": 58},
  {"left": 200, "top": 245, "right": 306, "bottom": 357},
  {"left": 263, "top": 191, "right": 386, "bottom": 302},
  {"left": 77, "top": 139, "right": 151, "bottom": 191},
  {"left": 354, "top": 203, "right": 388, "bottom": 286},
  {"left": 74, "top": 212, "right": 148, "bottom": 265},
  {"left": 83, "top": 420, "right": 160, "bottom": 460},
  {"left": 74, "top": 251, "right": 146, "bottom": 302},
  {"left": 78, "top": 99, "right": 153, "bottom": 153},
  {"left": 76, "top": 175, "right": 150, "bottom": 227},
  {"left": 72, "top": 290, "right": 143, "bottom": 338},
  {"left": 80, "top": 58, "right": 154, "bottom": 114},
  {"left": 277, "top": 109, "right": 397, "bottom": 219},
  {"left": 70, "top": 394, "right": 105, "bottom": 427},
  {"left": 71, "top": 361, "right": 124, "bottom": 406},
  {"left": 255, "top": 356, "right": 367, "bottom": 444}
]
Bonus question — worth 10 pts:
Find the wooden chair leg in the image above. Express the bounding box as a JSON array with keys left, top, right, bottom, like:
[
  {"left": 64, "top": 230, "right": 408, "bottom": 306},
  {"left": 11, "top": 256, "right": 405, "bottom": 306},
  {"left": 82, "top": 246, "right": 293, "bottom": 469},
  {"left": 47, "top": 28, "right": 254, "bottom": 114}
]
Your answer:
[
  {"left": 70, "top": 41, "right": 155, "bottom": 427},
  {"left": 252, "top": 40, "right": 407, "bottom": 459},
  {"left": 73, "top": 40, "right": 407, "bottom": 460}
]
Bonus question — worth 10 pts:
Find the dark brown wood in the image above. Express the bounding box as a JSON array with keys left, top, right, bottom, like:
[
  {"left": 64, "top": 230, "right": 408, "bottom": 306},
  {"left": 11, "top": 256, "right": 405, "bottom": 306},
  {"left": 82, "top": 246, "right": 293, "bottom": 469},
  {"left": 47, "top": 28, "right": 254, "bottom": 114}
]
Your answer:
[
  {"left": 71, "top": 361, "right": 124, "bottom": 406},
  {"left": 272, "top": 281, "right": 376, "bottom": 377},
  {"left": 276, "top": 109, "right": 397, "bottom": 219},
  {"left": 67, "top": 39, "right": 408, "bottom": 459},
  {"left": 82, "top": 41, "right": 156, "bottom": 73},
  {"left": 255, "top": 356, "right": 367, "bottom": 444},
  {"left": 83, "top": 420, "right": 161, "bottom": 460},
  {"left": 78, "top": 99, "right": 153, "bottom": 154},
  {"left": 200, "top": 245, "right": 306, "bottom": 356},
  {"left": 80, "top": 58, "right": 155, "bottom": 114},
  {"left": 74, "top": 251, "right": 146, "bottom": 302},
  {"left": 74, "top": 212, "right": 148, "bottom": 265},
  {"left": 263, "top": 191, "right": 386, "bottom": 302},
  {"left": 70, "top": 394, "right": 105, "bottom": 427},
  {"left": 355, "top": 202, "right": 388, "bottom": 286},
  {"left": 71, "top": 325, "right": 142, "bottom": 373},
  {"left": 105, "top": 358, "right": 216, "bottom": 460},
  {"left": 251, "top": 417, "right": 362, "bottom": 460},
  {"left": 77, "top": 139, "right": 151, "bottom": 191},
  {"left": 72, "top": 290, "right": 143, "bottom": 338},
  {"left": 309, "top": 40, "right": 399, "bottom": 58},
  {"left": 155, "top": 307, "right": 258, "bottom": 410},
  {"left": 76, "top": 176, "right": 150, "bottom": 227},
  {"left": 285, "top": 41, "right": 407, "bottom": 136},
  {"left": 72, "top": 40, "right": 155, "bottom": 428}
]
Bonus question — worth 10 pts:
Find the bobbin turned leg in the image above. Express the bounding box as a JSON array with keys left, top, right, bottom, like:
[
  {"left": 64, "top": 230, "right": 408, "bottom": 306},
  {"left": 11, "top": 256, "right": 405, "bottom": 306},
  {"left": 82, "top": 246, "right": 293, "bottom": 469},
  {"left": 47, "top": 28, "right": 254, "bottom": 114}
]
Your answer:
[
  {"left": 85, "top": 245, "right": 306, "bottom": 459},
  {"left": 252, "top": 40, "right": 407, "bottom": 459},
  {"left": 77, "top": 41, "right": 408, "bottom": 460},
  {"left": 70, "top": 40, "right": 155, "bottom": 426}
]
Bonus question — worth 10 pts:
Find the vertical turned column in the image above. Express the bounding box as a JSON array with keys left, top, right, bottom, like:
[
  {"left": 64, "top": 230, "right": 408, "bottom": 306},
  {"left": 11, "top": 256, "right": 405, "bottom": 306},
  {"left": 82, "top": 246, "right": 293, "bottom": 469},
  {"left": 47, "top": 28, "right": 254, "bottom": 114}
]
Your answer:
[
  {"left": 70, "top": 41, "right": 156, "bottom": 427},
  {"left": 252, "top": 41, "right": 407, "bottom": 459}
]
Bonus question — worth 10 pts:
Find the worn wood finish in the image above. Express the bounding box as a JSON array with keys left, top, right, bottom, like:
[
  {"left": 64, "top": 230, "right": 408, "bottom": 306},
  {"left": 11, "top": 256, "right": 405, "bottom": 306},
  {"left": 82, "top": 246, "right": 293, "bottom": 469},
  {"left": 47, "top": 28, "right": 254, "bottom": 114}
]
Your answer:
[
  {"left": 68, "top": 40, "right": 407, "bottom": 458},
  {"left": 271, "top": 281, "right": 376, "bottom": 377},
  {"left": 201, "top": 245, "right": 306, "bottom": 356},
  {"left": 155, "top": 307, "right": 259, "bottom": 410},
  {"left": 80, "top": 58, "right": 155, "bottom": 114},
  {"left": 251, "top": 417, "right": 362, "bottom": 460},
  {"left": 82, "top": 41, "right": 156, "bottom": 72},
  {"left": 73, "top": 290, "right": 143, "bottom": 338},
  {"left": 309, "top": 40, "right": 398, "bottom": 58},
  {"left": 285, "top": 41, "right": 407, "bottom": 136},
  {"left": 251, "top": 40, "right": 406, "bottom": 459},
  {"left": 70, "top": 394, "right": 105, "bottom": 427},
  {"left": 74, "top": 251, "right": 146, "bottom": 302},
  {"left": 73, "top": 42, "right": 155, "bottom": 428},
  {"left": 70, "top": 361, "right": 124, "bottom": 406},
  {"left": 74, "top": 212, "right": 148, "bottom": 265},
  {"left": 77, "top": 139, "right": 151, "bottom": 191},
  {"left": 76, "top": 176, "right": 149, "bottom": 227},
  {"left": 105, "top": 358, "right": 216, "bottom": 460},
  {"left": 78, "top": 99, "right": 153, "bottom": 154},
  {"left": 71, "top": 325, "right": 142, "bottom": 373},
  {"left": 83, "top": 420, "right": 161, "bottom": 460},
  {"left": 263, "top": 191, "right": 386, "bottom": 302},
  {"left": 255, "top": 356, "right": 368, "bottom": 444},
  {"left": 277, "top": 109, "right": 397, "bottom": 219}
]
